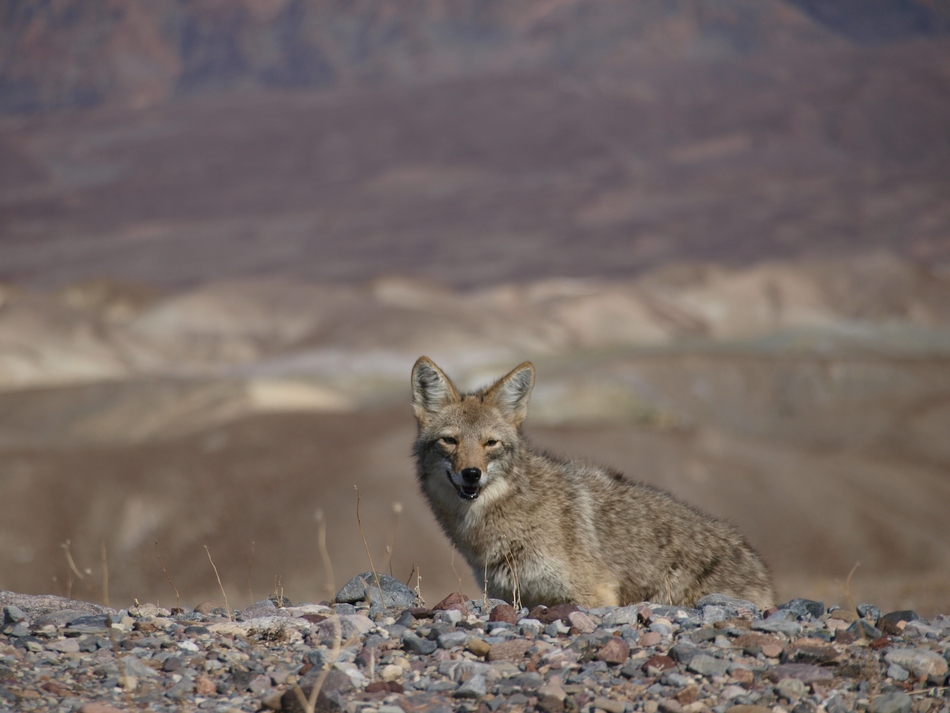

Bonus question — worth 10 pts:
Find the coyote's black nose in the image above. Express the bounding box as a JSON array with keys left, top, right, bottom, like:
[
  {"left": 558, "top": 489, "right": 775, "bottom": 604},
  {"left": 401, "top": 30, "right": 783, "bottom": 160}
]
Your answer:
[{"left": 461, "top": 468, "right": 481, "bottom": 483}]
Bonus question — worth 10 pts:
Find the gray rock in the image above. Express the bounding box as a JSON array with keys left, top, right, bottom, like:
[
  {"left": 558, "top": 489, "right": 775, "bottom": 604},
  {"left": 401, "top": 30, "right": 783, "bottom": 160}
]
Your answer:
[
  {"left": 887, "top": 664, "right": 909, "bottom": 681},
  {"left": 63, "top": 614, "right": 111, "bottom": 634},
  {"left": 880, "top": 610, "right": 919, "bottom": 625},
  {"left": 602, "top": 606, "right": 641, "bottom": 627},
  {"left": 122, "top": 655, "right": 159, "bottom": 679},
  {"left": 768, "top": 663, "right": 834, "bottom": 684},
  {"left": 700, "top": 605, "right": 728, "bottom": 624},
  {"left": 0, "top": 591, "right": 114, "bottom": 619},
  {"left": 3, "top": 622, "right": 29, "bottom": 638},
  {"left": 335, "top": 572, "right": 416, "bottom": 608},
  {"left": 46, "top": 638, "right": 80, "bottom": 653},
  {"left": 777, "top": 598, "right": 825, "bottom": 619},
  {"left": 366, "top": 585, "right": 416, "bottom": 611},
  {"left": 751, "top": 617, "right": 803, "bottom": 636},
  {"left": 240, "top": 600, "right": 278, "bottom": 619},
  {"left": 857, "top": 604, "right": 882, "bottom": 622},
  {"left": 2, "top": 605, "right": 27, "bottom": 624},
  {"left": 884, "top": 647, "right": 948, "bottom": 683},
  {"left": 454, "top": 674, "right": 488, "bottom": 699},
  {"left": 695, "top": 594, "right": 759, "bottom": 613},
  {"left": 669, "top": 643, "right": 700, "bottom": 665},
  {"left": 847, "top": 619, "right": 882, "bottom": 639},
  {"left": 402, "top": 631, "right": 437, "bottom": 655},
  {"left": 776, "top": 677, "right": 807, "bottom": 699},
  {"left": 687, "top": 653, "right": 730, "bottom": 677},
  {"left": 438, "top": 631, "right": 468, "bottom": 649},
  {"left": 825, "top": 696, "right": 849, "bottom": 713},
  {"left": 870, "top": 691, "right": 912, "bottom": 713},
  {"left": 650, "top": 605, "right": 700, "bottom": 620},
  {"left": 165, "top": 679, "right": 194, "bottom": 701}
]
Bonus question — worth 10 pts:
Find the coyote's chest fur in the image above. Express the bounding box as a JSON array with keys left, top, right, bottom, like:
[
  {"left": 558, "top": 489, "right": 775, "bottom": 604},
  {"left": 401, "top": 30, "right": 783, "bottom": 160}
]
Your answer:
[{"left": 411, "top": 357, "right": 776, "bottom": 610}]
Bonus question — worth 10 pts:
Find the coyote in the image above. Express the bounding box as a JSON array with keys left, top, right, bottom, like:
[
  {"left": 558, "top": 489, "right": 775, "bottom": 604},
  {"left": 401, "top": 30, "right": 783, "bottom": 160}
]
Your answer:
[{"left": 411, "top": 357, "right": 775, "bottom": 610}]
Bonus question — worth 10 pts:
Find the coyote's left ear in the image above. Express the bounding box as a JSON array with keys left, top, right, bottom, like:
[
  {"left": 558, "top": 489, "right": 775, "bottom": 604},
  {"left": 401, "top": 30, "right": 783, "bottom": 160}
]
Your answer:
[
  {"left": 488, "top": 362, "right": 535, "bottom": 426},
  {"left": 411, "top": 356, "right": 460, "bottom": 426}
]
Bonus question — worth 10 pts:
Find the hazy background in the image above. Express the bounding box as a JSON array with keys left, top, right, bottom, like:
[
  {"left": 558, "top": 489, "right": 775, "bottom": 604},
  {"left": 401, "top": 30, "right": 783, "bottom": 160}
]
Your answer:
[{"left": 1, "top": 0, "right": 949, "bottom": 615}]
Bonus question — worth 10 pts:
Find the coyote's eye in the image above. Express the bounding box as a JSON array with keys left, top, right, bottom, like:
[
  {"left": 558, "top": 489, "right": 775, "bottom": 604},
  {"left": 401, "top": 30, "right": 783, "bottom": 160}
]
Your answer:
[
  {"left": 485, "top": 439, "right": 500, "bottom": 447},
  {"left": 439, "top": 436, "right": 458, "bottom": 446}
]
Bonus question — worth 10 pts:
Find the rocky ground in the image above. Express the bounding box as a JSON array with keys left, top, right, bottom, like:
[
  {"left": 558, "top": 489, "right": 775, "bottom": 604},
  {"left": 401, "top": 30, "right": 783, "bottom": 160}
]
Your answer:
[{"left": 1, "top": 575, "right": 948, "bottom": 713}]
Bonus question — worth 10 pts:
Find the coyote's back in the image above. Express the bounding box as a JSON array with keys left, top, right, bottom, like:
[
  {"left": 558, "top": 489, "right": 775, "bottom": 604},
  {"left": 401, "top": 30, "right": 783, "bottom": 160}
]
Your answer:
[{"left": 411, "top": 356, "right": 776, "bottom": 610}]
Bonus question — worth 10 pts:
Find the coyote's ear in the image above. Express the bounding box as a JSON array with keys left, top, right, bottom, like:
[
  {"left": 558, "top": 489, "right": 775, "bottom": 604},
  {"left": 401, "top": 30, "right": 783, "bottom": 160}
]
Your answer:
[
  {"left": 411, "top": 356, "right": 460, "bottom": 425},
  {"left": 487, "top": 362, "right": 535, "bottom": 426}
]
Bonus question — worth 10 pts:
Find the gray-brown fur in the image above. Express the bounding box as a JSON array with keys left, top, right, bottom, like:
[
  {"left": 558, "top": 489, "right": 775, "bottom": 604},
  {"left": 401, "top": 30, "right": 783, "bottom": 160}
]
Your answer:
[{"left": 411, "top": 356, "right": 776, "bottom": 610}]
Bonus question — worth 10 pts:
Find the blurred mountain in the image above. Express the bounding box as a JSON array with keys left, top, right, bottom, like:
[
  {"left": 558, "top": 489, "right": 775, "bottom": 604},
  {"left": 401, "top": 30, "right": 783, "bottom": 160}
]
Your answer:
[{"left": 2, "top": 15, "right": 950, "bottom": 286}]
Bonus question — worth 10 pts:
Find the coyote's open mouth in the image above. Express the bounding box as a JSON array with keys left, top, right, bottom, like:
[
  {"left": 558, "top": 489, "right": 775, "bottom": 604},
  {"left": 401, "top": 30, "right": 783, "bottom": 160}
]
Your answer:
[{"left": 446, "top": 470, "right": 480, "bottom": 501}]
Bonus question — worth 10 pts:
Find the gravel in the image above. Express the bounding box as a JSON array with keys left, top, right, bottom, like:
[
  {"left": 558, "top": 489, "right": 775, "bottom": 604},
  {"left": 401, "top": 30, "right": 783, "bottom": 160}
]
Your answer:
[{"left": 2, "top": 583, "right": 949, "bottom": 713}]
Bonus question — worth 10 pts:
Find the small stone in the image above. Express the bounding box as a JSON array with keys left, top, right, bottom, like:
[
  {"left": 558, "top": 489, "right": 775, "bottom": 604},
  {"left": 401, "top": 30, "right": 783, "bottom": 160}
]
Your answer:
[
  {"left": 380, "top": 664, "right": 403, "bottom": 682},
  {"left": 434, "top": 592, "right": 470, "bottom": 611},
  {"left": 3, "top": 605, "right": 28, "bottom": 623},
  {"left": 596, "top": 636, "right": 630, "bottom": 665},
  {"left": 725, "top": 707, "right": 773, "bottom": 713},
  {"left": 669, "top": 643, "right": 700, "bottom": 665},
  {"left": 767, "top": 663, "right": 834, "bottom": 684},
  {"left": 825, "top": 696, "right": 849, "bottom": 713},
  {"left": 282, "top": 668, "right": 351, "bottom": 713},
  {"left": 695, "top": 594, "right": 759, "bottom": 614},
  {"left": 567, "top": 610, "right": 597, "bottom": 633},
  {"left": 248, "top": 673, "right": 272, "bottom": 695},
  {"left": 777, "top": 599, "right": 825, "bottom": 619},
  {"left": 834, "top": 628, "right": 857, "bottom": 644},
  {"left": 847, "top": 619, "right": 882, "bottom": 639},
  {"left": 639, "top": 631, "right": 662, "bottom": 647},
  {"left": 884, "top": 647, "right": 948, "bottom": 683},
  {"left": 537, "top": 681, "right": 567, "bottom": 713},
  {"left": 592, "top": 697, "right": 627, "bottom": 713},
  {"left": 335, "top": 572, "right": 416, "bottom": 608},
  {"left": 467, "top": 637, "right": 491, "bottom": 657},
  {"left": 46, "top": 638, "right": 81, "bottom": 653},
  {"left": 776, "top": 677, "right": 807, "bottom": 699},
  {"left": 643, "top": 654, "right": 677, "bottom": 675},
  {"left": 658, "top": 699, "right": 682, "bottom": 713},
  {"left": 687, "top": 653, "right": 730, "bottom": 678},
  {"left": 730, "top": 669, "right": 754, "bottom": 686},
  {"left": 520, "top": 618, "right": 544, "bottom": 636},
  {"left": 489, "top": 604, "right": 518, "bottom": 624},
  {"left": 531, "top": 603, "right": 581, "bottom": 624},
  {"left": 454, "top": 673, "right": 488, "bottom": 699},
  {"left": 195, "top": 675, "right": 217, "bottom": 696},
  {"left": 880, "top": 610, "right": 919, "bottom": 626},
  {"left": 719, "top": 685, "right": 746, "bottom": 700},
  {"left": 438, "top": 631, "right": 468, "bottom": 649},
  {"left": 781, "top": 639, "right": 838, "bottom": 665},
  {"left": 870, "top": 691, "right": 913, "bottom": 713},
  {"left": 487, "top": 638, "right": 532, "bottom": 662},
  {"left": 887, "top": 664, "right": 909, "bottom": 681},
  {"left": 402, "top": 631, "right": 437, "bottom": 655},
  {"left": 602, "top": 606, "right": 641, "bottom": 627},
  {"left": 676, "top": 686, "right": 699, "bottom": 704},
  {"left": 751, "top": 617, "right": 803, "bottom": 636},
  {"left": 79, "top": 705, "right": 127, "bottom": 713}
]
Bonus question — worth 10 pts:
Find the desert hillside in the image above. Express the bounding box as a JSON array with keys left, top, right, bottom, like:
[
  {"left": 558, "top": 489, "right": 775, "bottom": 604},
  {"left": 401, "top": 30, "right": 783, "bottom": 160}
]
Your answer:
[{"left": 1, "top": 258, "right": 948, "bottom": 615}]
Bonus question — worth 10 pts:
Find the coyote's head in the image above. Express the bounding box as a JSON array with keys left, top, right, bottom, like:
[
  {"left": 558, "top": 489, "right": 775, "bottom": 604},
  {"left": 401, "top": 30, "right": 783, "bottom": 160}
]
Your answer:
[{"left": 411, "top": 357, "right": 534, "bottom": 503}]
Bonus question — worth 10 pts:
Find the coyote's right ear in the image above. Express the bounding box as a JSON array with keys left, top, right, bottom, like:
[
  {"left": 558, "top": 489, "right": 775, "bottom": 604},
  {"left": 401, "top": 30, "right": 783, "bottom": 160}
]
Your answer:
[{"left": 411, "top": 356, "right": 460, "bottom": 425}]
